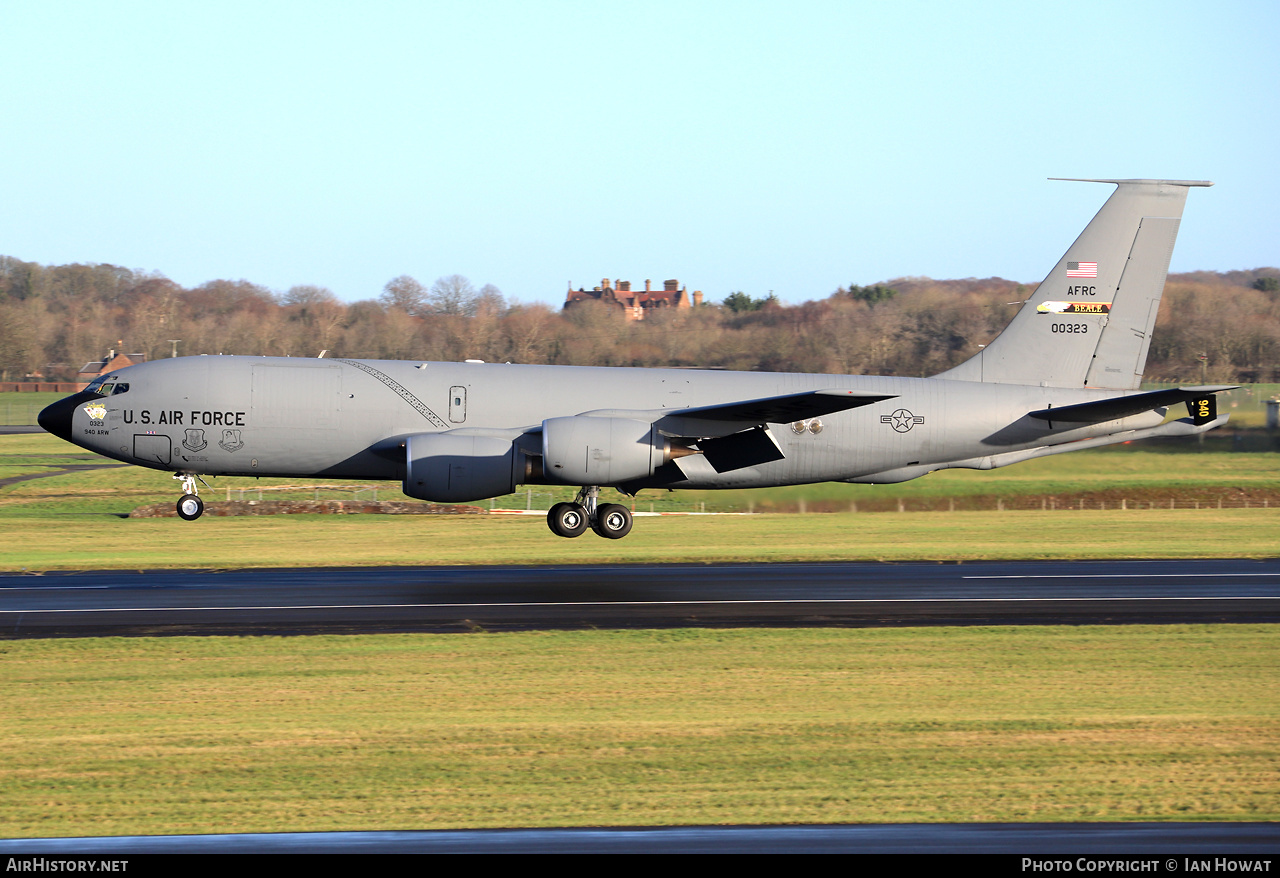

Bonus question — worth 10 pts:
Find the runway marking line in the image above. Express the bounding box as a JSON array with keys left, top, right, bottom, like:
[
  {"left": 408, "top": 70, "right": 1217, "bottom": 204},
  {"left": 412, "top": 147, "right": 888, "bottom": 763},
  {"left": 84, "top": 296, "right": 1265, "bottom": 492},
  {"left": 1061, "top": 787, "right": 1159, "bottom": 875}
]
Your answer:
[
  {"left": 964, "top": 573, "right": 1280, "bottom": 579},
  {"left": 3, "top": 596, "right": 1278, "bottom": 613}
]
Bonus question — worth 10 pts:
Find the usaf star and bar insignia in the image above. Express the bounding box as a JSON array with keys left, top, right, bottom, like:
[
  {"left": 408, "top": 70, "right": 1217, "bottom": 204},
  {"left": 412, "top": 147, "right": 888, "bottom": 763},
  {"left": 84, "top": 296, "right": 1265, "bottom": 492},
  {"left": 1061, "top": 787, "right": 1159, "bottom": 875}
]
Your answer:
[{"left": 881, "top": 409, "right": 925, "bottom": 433}]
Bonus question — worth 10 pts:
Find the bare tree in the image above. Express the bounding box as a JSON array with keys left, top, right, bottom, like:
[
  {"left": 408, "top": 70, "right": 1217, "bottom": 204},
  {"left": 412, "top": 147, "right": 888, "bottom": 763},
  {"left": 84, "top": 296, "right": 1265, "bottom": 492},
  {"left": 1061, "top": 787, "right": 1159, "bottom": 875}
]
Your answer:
[
  {"left": 380, "top": 275, "right": 428, "bottom": 315},
  {"left": 429, "top": 274, "right": 478, "bottom": 316}
]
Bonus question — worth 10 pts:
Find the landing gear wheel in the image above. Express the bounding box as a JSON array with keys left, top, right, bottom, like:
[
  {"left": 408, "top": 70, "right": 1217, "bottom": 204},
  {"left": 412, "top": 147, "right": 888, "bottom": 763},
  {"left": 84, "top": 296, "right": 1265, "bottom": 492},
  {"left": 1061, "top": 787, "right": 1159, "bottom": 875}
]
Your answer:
[
  {"left": 548, "top": 502, "right": 589, "bottom": 538},
  {"left": 176, "top": 493, "right": 204, "bottom": 521},
  {"left": 592, "top": 503, "right": 633, "bottom": 539}
]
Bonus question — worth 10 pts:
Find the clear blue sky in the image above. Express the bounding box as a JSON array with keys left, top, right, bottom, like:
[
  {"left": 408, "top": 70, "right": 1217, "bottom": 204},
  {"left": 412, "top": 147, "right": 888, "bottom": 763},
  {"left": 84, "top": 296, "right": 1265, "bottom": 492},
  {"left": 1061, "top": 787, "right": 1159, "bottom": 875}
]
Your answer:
[{"left": 1, "top": 0, "right": 1276, "bottom": 305}]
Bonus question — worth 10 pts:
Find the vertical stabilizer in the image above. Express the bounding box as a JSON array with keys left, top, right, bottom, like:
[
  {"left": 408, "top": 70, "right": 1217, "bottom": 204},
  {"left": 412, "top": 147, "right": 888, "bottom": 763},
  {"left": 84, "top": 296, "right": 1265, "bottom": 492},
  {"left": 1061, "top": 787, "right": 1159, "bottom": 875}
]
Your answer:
[{"left": 936, "top": 179, "right": 1211, "bottom": 389}]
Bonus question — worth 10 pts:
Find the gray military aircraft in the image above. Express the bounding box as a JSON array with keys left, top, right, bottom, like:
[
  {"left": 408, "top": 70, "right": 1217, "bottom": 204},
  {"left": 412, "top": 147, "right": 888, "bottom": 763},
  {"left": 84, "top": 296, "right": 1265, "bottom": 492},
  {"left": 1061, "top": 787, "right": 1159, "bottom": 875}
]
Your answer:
[{"left": 40, "top": 178, "right": 1231, "bottom": 539}]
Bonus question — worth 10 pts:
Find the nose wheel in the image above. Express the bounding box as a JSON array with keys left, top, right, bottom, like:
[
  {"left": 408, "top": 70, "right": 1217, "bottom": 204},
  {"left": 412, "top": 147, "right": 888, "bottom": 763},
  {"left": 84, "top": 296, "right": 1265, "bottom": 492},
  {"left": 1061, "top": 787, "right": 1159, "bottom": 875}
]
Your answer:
[
  {"left": 177, "top": 493, "right": 204, "bottom": 521},
  {"left": 173, "top": 473, "right": 208, "bottom": 521},
  {"left": 546, "top": 487, "right": 634, "bottom": 539}
]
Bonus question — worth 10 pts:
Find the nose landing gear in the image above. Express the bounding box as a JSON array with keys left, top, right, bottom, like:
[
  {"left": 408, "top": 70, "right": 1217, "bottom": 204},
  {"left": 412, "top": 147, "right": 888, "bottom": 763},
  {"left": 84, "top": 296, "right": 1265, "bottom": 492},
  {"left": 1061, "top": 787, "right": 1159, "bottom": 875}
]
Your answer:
[
  {"left": 546, "top": 486, "right": 634, "bottom": 539},
  {"left": 174, "top": 473, "right": 208, "bottom": 521}
]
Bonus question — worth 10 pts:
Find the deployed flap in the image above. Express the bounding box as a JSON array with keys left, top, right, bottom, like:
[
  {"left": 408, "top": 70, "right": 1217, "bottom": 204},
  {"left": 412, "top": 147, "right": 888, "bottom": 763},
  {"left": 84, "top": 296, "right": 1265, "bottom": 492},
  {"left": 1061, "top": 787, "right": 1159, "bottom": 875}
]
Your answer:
[
  {"left": 1029, "top": 385, "right": 1237, "bottom": 424},
  {"left": 697, "top": 426, "right": 786, "bottom": 473},
  {"left": 668, "top": 389, "right": 896, "bottom": 424}
]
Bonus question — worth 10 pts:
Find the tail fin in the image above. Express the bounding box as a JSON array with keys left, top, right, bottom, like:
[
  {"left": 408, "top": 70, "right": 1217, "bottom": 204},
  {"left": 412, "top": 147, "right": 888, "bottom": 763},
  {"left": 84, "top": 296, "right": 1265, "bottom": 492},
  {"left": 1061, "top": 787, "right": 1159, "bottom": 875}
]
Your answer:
[{"left": 937, "top": 178, "right": 1212, "bottom": 389}]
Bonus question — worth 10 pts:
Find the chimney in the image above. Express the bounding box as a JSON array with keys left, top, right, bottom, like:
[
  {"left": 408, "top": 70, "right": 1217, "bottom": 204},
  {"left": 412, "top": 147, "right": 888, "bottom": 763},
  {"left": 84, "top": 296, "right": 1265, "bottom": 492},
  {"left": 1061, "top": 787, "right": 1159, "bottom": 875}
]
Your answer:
[
  {"left": 664, "top": 279, "right": 678, "bottom": 292},
  {"left": 694, "top": 291, "right": 703, "bottom": 306},
  {"left": 645, "top": 279, "right": 652, "bottom": 292}
]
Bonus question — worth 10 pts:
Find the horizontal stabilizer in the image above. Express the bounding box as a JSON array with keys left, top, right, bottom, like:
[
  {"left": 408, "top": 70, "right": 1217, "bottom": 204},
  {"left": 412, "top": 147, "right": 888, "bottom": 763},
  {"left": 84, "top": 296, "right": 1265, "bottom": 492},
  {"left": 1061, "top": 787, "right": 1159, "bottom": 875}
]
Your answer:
[
  {"left": 1029, "top": 385, "right": 1238, "bottom": 424},
  {"left": 671, "top": 389, "right": 896, "bottom": 424}
]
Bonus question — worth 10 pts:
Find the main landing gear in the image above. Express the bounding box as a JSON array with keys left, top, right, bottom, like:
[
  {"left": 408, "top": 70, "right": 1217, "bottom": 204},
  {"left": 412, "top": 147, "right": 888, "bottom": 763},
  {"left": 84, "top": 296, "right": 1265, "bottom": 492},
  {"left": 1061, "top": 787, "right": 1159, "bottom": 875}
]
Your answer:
[
  {"left": 547, "top": 486, "right": 633, "bottom": 540},
  {"left": 174, "top": 473, "right": 207, "bottom": 521}
]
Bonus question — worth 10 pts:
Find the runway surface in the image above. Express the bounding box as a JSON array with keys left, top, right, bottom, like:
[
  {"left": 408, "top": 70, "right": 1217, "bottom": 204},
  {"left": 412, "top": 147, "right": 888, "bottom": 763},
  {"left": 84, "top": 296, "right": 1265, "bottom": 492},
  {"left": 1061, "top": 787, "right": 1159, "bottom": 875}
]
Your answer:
[
  {"left": 2, "top": 558, "right": 1278, "bottom": 637},
  {"left": 2, "top": 822, "right": 1278, "bottom": 854}
]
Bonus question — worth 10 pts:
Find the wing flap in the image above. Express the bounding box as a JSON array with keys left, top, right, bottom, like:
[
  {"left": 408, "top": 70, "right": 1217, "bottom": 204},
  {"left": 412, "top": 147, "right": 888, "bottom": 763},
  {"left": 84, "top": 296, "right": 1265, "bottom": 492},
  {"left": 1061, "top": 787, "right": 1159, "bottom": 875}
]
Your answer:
[
  {"left": 667, "top": 389, "right": 897, "bottom": 424},
  {"left": 697, "top": 426, "right": 786, "bottom": 473}
]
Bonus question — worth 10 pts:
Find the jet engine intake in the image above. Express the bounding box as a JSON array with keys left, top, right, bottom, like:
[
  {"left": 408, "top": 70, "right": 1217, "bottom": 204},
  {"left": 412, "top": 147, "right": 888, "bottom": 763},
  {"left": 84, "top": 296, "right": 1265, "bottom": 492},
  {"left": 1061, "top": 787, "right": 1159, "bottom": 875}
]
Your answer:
[
  {"left": 542, "top": 416, "right": 669, "bottom": 485},
  {"left": 403, "top": 432, "right": 521, "bottom": 503}
]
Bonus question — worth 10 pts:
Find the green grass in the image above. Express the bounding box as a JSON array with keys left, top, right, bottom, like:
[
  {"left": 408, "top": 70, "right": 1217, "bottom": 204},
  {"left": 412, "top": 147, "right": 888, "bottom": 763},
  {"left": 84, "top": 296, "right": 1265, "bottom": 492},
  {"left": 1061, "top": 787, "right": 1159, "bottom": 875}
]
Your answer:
[
  {"left": 2, "top": 508, "right": 1277, "bottom": 570},
  {"left": 3, "top": 432, "right": 1278, "bottom": 569},
  {"left": 0, "top": 392, "right": 63, "bottom": 426},
  {"left": 1, "top": 626, "right": 1275, "bottom": 836}
]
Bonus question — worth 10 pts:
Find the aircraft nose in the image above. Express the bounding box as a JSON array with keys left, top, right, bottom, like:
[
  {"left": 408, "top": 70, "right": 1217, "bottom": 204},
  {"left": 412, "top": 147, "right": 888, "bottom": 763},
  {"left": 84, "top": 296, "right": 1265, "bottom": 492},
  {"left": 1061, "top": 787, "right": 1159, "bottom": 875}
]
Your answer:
[{"left": 38, "top": 393, "right": 92, "bottom": 441}]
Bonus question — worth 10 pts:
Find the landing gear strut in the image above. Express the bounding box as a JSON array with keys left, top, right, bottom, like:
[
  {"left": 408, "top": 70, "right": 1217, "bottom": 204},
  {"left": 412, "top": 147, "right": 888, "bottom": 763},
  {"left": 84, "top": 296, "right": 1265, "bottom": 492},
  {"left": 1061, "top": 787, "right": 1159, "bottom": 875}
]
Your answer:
[
  {"left": 174, "top": 473, "right": 207, "bottom": 521},
  {"left": 546, "top": 486, "right": 633, "bottom": 539}
]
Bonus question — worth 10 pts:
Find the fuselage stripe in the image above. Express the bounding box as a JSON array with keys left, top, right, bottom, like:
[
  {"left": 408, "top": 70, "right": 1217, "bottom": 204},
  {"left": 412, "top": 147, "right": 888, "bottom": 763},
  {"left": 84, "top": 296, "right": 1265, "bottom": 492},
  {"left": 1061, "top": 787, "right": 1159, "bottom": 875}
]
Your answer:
[{"left": 333, "top": 359, "right": 448, "bottom": 428}]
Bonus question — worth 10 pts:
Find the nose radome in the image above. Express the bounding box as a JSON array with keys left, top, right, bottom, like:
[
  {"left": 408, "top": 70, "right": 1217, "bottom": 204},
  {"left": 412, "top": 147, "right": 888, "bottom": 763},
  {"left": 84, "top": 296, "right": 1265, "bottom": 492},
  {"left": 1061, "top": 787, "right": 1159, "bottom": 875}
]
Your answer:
[{"left": 38, "top": 392, "right": 94, "bottom": 441}]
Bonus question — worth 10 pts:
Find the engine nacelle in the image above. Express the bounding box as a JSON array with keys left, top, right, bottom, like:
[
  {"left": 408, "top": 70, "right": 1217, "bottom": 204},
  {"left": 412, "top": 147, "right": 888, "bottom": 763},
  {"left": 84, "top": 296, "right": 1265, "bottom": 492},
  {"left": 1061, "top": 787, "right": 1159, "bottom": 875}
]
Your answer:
[
  {"left": 403, "top": 432, "right": 520, "bottom": 503},
  {"left": 541, "top": 416, "right": 666, "bottom": 485}
]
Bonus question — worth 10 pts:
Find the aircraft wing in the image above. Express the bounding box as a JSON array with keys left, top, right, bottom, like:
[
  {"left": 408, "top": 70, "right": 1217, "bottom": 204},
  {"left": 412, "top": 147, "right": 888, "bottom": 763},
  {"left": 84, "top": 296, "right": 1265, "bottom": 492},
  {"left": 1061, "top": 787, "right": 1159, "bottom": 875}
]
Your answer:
[
  {"left": 1028, "top": 385, "right": 1238, "bottom": 424},
  {"left": 574, "top": 389, "right": 898, "bottom": 478},
  {"left": 662, "top": 389, "right": 898, "bottom": 424}
]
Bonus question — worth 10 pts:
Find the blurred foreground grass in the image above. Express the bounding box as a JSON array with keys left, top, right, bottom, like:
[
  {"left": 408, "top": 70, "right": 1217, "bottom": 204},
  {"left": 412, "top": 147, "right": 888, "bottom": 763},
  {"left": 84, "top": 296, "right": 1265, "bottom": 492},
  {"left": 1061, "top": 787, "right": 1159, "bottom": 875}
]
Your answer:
[{"left": 2, "top": 625, "right": 1276, "bottom": 835}]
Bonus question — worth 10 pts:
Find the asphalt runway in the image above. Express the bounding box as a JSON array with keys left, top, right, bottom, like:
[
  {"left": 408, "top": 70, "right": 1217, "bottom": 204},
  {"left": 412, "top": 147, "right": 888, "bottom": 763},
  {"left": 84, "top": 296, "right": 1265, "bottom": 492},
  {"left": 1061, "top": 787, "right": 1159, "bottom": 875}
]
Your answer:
[
  {"left": 2, "top": 822, "right": 1278, "bottom": 854},
  {"left": 2, "top": 558, "right": 1279, "bottom": 637},
  {"left": 5, "top": 561, "right": 1276, "bottom": 854}
]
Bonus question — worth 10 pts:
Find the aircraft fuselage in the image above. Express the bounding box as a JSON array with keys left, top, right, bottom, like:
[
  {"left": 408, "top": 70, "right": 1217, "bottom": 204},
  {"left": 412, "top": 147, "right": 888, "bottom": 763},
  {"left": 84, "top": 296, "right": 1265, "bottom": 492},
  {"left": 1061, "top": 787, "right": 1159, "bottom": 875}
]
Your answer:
[{"left": 48, "top": 354, "right": 1171, "bottom": 489}]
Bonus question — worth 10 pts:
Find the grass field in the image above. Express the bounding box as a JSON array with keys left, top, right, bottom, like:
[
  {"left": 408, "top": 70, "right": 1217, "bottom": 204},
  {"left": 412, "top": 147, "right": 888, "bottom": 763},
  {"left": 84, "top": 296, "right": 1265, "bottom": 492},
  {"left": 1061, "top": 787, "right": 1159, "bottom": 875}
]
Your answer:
[
  {"left": 2, "top": 429, "right": 1280, "bottom": 568},
  {"left": 4, "top": 508, "right": 1280, "bottom": 570},
  {"left": 0, "top": 392, "right": 64, "bottom": 426},
  {"left": 2, "top": 626, "right": 1276, "bottom": 836}
]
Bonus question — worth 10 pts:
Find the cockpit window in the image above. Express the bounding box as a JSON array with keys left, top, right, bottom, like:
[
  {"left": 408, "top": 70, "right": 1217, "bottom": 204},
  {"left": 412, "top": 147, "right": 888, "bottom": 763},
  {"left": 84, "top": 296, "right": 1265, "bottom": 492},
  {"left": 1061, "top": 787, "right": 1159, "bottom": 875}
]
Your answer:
[{"left": 85, "top": 378, "right": 129, "bottom": 397}]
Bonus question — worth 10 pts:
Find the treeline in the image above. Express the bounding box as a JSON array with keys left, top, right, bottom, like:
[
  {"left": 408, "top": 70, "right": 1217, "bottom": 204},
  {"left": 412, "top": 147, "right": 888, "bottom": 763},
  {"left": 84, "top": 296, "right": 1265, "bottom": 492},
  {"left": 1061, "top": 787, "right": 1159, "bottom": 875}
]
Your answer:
[{"left": 1, "top": 255, "right": 1278, "bottom": 382}]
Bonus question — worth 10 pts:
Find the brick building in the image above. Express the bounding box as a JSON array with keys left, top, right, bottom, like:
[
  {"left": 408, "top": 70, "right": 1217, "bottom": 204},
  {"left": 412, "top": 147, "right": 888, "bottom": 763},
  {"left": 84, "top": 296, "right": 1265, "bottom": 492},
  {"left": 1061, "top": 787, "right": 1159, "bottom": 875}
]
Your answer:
[
  {"left": 565, "top": 278, "right": 703, "bottom": 321},
  {"left": 75, "top": 349, "right": 147, "bottom": 388}
]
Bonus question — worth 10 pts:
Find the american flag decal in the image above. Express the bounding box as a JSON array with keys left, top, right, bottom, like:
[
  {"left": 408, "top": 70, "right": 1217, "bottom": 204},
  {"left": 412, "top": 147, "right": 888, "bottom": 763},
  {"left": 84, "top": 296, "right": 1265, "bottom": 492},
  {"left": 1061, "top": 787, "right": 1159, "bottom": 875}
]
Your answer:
[{"left": 1067, "top": 261, "right": 1098, "bottom": 278}]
